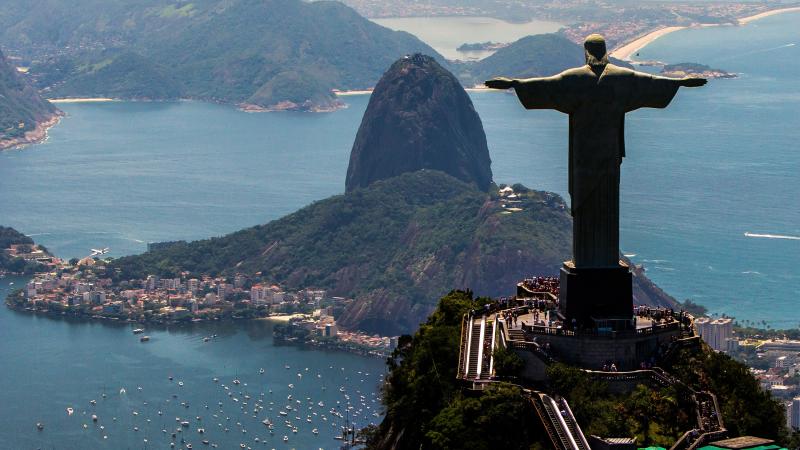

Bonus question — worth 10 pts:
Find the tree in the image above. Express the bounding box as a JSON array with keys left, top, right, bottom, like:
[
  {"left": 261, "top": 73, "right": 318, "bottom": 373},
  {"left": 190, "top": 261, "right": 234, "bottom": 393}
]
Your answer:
[{"left": 492, "top": 345, "right": 524, "bottom": 378}]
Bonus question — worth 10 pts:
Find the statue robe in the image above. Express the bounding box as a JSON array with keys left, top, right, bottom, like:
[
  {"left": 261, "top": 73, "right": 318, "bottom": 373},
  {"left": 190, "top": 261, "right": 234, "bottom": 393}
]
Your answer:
[{"left": 513, "top": 64, "right": 680, "bottom": 268}]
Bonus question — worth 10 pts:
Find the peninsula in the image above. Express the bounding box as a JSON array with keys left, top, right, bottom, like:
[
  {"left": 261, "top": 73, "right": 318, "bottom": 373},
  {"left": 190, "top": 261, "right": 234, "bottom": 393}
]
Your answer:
[{"left": 0, "top": 49, "right": 61, "bottom": 150}]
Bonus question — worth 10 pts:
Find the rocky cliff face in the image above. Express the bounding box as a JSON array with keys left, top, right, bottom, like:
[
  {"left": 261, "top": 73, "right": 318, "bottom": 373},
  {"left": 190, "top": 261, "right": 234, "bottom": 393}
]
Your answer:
[
  {"left": 345, "top": 54, "right": 493, "bottom": 192},
  {"left": 0, "top": 48, "right": 60, "bottom": 149}
]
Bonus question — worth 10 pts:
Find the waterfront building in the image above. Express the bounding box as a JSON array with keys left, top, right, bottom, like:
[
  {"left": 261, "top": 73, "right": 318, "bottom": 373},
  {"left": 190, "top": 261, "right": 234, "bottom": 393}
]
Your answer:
[
  {"left": 187, "top": 278, "right": 199, "bottom": 294},
  {"left": 217, "top": 283, "right": 229, "bottom": 300},
  {"left": 145, "top": 275, "right": 158, "bottom": 291},
  {"left": 694, "top": 317, "right": 733, "bottom": 352}
]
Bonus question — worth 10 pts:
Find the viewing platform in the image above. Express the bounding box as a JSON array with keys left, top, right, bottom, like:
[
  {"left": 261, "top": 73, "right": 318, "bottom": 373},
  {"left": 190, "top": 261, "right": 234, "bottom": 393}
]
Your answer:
[{"left": 458, "top": 276, "right": 697, "bottom": 382}]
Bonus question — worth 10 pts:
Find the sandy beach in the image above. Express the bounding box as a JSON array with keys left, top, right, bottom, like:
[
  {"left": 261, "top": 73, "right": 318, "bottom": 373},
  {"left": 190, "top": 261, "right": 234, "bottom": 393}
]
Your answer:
[
  {"left": 612, "top": 7, "right": 800, "bottom": 62},
  {"left": 610, "top": 26, "right": 687, "bottom": 61},
  {"left": 333, "top": 89, "right": 373, "bottom": 96},
  {"left": 738, "top": 6, "right": 800, "bottom": 25},
  {"left": 260, "top": 313, "right": 308, "bottom": 322},
  {"left": 48, "top": 97, "right": 116, "bottom": 103}
]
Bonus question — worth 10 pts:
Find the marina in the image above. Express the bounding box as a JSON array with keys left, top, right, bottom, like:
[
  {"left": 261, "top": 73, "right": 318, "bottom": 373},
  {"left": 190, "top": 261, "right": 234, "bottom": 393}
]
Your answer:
[{"left": 0, "top": 275, "right": 385, "bottom": 449}]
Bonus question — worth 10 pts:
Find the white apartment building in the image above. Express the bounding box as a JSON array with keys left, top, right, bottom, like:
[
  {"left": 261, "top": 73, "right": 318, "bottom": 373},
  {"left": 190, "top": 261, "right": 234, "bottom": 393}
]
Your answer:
[{"left": 694, "top": 317, "right": 734, "bottom": 352}]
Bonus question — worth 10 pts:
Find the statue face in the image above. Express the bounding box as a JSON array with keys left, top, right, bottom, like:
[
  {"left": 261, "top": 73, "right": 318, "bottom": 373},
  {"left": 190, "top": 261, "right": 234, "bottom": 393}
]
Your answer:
[{"left": 584, "top": 34, "right": 608, "bottom": 66}]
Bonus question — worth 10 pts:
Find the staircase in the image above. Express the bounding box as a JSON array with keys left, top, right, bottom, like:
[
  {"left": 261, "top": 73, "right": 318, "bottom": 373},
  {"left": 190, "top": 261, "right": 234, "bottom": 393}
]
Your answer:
[
  {"left": 507, "top": 328, "right": 525, "bottom": 341},
  {"left": 558, "top": 397, "right": 590, "bottom": 450},
  {"left": 530, "top": 393, "right": 588, "bottom": 450},
  {"left": 466, "top": 319, "right": 482, "bottom": 379}
]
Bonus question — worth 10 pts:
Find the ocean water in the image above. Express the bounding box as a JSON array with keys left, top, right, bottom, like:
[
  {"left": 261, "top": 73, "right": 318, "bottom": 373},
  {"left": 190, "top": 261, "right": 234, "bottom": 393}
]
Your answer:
[
  {"left": 0, "top": 276, "right": 386, "bottom": 449},
  {"left": 371, "top": 16, "right": 562, "bottom": 60}
]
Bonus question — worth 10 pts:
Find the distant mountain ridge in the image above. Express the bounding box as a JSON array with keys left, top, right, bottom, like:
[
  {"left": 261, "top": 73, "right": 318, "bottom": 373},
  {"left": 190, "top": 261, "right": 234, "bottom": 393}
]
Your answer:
[
  {"left": 0, "top": 0, "right": 442, "bottom": 111},
  {"left": 0, "top": 49, "right": 61, "bottom": 149},
  {"left": 346, "top": 54, "right": 493, "bottom": 192}
]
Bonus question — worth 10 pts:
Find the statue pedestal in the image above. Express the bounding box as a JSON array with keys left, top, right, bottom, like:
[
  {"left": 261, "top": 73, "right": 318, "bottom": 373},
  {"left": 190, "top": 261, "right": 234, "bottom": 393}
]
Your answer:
[{"left": 559, "top": 260, "right": 633, "bottom": 331}]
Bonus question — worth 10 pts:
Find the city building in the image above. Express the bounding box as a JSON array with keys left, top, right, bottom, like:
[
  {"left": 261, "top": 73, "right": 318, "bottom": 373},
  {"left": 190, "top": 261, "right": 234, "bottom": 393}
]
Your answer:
[
  {"left": 694, "top": 317, "right": 733, "bottom": 352},
  {"left": 792, "top": 397, "right": 800, "bottom": 431}
]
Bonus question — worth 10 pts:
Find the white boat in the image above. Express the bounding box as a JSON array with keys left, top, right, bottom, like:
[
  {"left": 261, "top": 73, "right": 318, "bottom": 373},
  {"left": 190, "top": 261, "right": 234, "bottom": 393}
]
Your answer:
[
  {"left": 140, "top": 336, "right": 150, "bottom": 342},
  {"left": 312, "top": 428, "right": 318, "bottom": 434},
  {"left": 66, "top": 407, "right": 74, "bottom": 416},
  {"left": 36, "top": 422, "right": 44, "bottom": 430},
  {"left": 132, "top": 328, "right": 145, "bottom": 334},
  {"left": 92, "top": 415, "right": 98, "bottom": 422},
  {"left": 283, "top": 436, "right": 289, "bottom": 442},
  {"left": 259, "top": 368, "right": 265, "bottom": 374}
]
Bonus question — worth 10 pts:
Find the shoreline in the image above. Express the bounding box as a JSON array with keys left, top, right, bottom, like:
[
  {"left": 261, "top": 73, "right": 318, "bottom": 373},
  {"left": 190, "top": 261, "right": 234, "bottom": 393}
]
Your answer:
[
  {"left": 738, "top": 6, "right": 800, "bottom": 25},
  {"left": 610, "top": 26, "right": 687, "bottom": 61},
  {"left": 0, "top": 113, "right": 63, "bottom": 151},
  {"left": 48, "top": 97, "right": 116, "bottom": 103},
  {"left": 333, "top": 89, "right": 373, "bottom": 96},
  {"left": 611, "top": 6, "right": 800, "bottom": 62}
]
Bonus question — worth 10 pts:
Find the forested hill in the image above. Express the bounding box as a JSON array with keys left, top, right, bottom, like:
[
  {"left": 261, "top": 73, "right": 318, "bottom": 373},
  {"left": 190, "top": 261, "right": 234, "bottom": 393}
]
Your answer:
[
  {"left": 0, "top": 49, "right": 60, "bottom": 149},
  {"left": 0, "top": 0, "right": 441, "bottom": 111},
  {"left": 110, "top": 171, "right": 677, "bottom": 335},
  {"left": 0, "top": 226, "right": 47, "bottom": 273},
  {"left": 454, "top": 33, "right": 633, "bottom": 87}
]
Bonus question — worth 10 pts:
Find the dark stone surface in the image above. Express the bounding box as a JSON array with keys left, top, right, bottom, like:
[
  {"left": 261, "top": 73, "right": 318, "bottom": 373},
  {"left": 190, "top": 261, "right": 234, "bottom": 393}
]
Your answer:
[
  {"left": 559, "top": 261, "right": 633, "bottom": 329},
  {"left": 345, "top": 54, "right": 493, "bottom": 192}
]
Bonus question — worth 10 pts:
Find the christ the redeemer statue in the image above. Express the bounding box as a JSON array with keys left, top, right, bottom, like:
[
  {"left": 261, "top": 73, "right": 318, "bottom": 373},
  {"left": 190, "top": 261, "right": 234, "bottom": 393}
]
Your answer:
[{"left": 486, "top": 34, "right": 705, "bottom": 328}]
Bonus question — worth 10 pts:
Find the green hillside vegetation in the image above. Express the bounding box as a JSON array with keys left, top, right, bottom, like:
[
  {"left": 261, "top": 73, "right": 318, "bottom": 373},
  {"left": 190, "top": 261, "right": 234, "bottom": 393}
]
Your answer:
[
  {"left": 110, "top": 170, "right": 573, "bottom": 334},
  {"left": 51, "top": 51, "right": 182, "bottom": 100},
  {"left": 2, "top": 0, "right": 441, "bottom": 110},
  {"left": 0, "top": 49, "right": 59, "bottom": 142},
  {"left": 363, "top": 290, "right": 546, "bottom": 450},
  {"left": 110, "top": 170, "right": 677, "bottom": 335},
  {"left": 0, "top": 226, "right": 45, "bottom": 274},
  {"left": 365, "top": 290, "right": 790, "bottom": 449}
]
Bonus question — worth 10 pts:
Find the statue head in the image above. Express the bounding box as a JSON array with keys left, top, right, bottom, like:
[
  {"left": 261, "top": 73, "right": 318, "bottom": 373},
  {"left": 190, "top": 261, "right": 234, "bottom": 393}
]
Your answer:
[{"left": 584, "top": 34, "right": 609, "bottom": 67}]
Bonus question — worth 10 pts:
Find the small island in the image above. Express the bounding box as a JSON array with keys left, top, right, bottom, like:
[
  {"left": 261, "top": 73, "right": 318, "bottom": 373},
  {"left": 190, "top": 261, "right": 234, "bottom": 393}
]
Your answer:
[
  {"left": 456, "top": 41, "right": 509, "bottom": 52},
  {"left": 660, "top": 62, "right": 736, "bottom": 79}
]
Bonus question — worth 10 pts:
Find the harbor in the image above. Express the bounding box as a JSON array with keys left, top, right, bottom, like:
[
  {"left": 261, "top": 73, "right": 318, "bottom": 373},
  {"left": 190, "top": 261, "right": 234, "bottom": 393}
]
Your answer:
[{"left": 0, "top": 275, "right": 386, "bottom": 449}]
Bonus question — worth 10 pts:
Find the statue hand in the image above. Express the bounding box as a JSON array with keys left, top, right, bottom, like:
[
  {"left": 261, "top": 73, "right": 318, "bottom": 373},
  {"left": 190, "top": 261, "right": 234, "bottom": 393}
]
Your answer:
[
  {"left": 485, "top": 77, "right": 517, "bottom": 90},
  {"left": 680, "top": 77, "right": 707, "bottom": 87}
]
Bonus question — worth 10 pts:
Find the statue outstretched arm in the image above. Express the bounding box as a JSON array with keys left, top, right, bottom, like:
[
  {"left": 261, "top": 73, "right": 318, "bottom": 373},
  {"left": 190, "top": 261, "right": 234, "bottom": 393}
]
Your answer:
[
  {"left": 677, "top": 77, "right": 707, "bottom": 87},
  {"left": 484, "top": 75, "right": 562, "bottom": 90},
  {"left": 484, "top": 77, "right": 518, "bottom": 89},
  {"left": 625, "top": 70, "right": 706, "bottom": 111},
  {"left": 485, "top": 75, "right": 571, "bottom": 112}
]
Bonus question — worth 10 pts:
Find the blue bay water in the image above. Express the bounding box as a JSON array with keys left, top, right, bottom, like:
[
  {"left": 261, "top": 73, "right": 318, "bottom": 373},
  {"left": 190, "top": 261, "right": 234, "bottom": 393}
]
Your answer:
[{"left": 0, "top": 277, "right": 386, "bottom": 449}]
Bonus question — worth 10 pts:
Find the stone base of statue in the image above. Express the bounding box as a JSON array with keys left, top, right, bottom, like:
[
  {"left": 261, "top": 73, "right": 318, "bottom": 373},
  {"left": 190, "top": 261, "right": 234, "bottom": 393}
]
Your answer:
[{"left": 559, "top": 260, "right": 633, "bottom": 331}]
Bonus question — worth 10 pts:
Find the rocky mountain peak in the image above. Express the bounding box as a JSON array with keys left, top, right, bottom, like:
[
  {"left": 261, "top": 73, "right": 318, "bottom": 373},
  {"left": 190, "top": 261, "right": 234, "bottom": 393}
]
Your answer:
[{"left": 345, "top": 54, "right": 493, "bottom": 192}]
